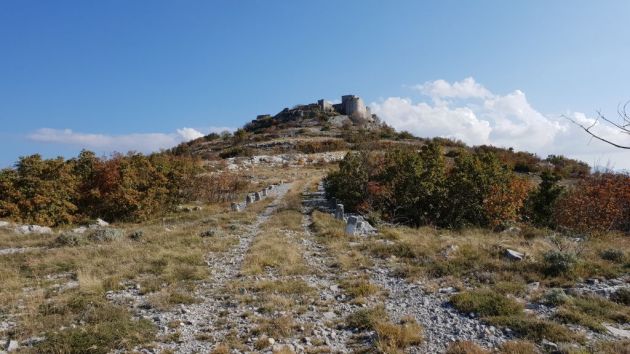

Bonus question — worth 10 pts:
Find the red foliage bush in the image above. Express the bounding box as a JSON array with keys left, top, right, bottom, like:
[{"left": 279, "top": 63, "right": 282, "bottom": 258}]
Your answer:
[{"left": 555, "top": 173, "right": 630, "bottom": 233}]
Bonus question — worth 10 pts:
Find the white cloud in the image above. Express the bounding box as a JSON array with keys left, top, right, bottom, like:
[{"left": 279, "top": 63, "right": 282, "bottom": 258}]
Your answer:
[
  {"left": 413, "top": 77, "right": 492, "bottom": 101},
  {"left": 28, "top": 126, "right": 232, "bottom": 154},
  {"left": 370, "top": 98, "right": 492, "bottom": 145},
  {"left": 372, "top": 78, "right": 630, "bottom": 169},
  {"left": 176, "top": 127, "right": 205, "bottom": 141}
]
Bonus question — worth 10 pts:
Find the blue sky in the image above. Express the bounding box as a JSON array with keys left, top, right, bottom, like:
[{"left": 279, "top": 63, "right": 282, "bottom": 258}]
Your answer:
[{"left": 1, "top": 1, "right": 629, "bottom": 168}]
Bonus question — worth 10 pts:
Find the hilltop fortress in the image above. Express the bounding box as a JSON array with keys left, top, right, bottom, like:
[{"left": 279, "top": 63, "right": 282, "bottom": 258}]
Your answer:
[
  {"left": 317, "top": 95, "right": 374, "bottom": 123},
  {"left": 246, "top": 94, "right": 379, "bottom": 132}
]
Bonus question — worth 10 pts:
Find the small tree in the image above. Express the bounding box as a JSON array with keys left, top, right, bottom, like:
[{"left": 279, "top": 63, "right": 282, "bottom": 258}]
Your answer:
[{"left": 526, "top": 171, "right": 564, "bottom": 228}]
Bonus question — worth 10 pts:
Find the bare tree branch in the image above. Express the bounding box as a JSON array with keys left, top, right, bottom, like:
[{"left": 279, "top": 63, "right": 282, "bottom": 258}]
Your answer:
[{"left": 564, "top": 101, "right": 630, "bottom": 149}]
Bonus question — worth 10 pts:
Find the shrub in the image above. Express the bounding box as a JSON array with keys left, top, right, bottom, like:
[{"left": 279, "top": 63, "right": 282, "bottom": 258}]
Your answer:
[
  {"left": 443, "top": 151, "right": 512, "bottom": 228},
  {"left": 600, "top": 249, "right": 625, "bottom": 263},
  {"left": 483, "top": 177, "right": 532, "bottom": 229},
  {"left": 542, "top": 251, "right": 577, "bottom": 276},
  {"left": 325, "top": 143, "right": 519, "bottom": 229},
  {"left": 611, "top": 288, "right": 630, "bottom": 306},
  {"left": 88, "top": 228, "right": 124, "bottom": 242},
  {"left": 543, "top": 288, "right": 570, "bottom": 306},
  {"left": 554, "top": 173, "right": 630, "bottom": 234},
  {"left": 525, "top": 171, "right": 564, "bottom": 228},
  {"left": 544, "top": 154, "right": 590, "bottom": 178},
  {"left": 0, "top": 154, "right": 78, "bottom": 226},
  {"left": 0, "top": 150, "right": 202, "bottom": 225},
  {"left": 345, "top": 306, "right": 387, "bottom": 330},
  {"left": 450, "top": 289, "right": 523, "bottom": 317},
  {"left": 55, "top": 232, "right": 88, "bottom": 247}
]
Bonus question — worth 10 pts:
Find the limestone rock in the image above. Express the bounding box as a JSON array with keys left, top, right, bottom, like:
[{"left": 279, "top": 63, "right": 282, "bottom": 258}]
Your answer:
[
  {"left": 5, "top": 340, "right": 18, "bottom": 352},
  {"left": 505, "top": 249, "right": 524, "bottom": 261},
  {"left": 94, "top": 218, "right": 109, "bottom": 227},
  {"left": 15, "top": 225, "right": 52, "bottom": 234},
  {"left": 604, "top": 324, "right": 630, "bottom": 339}
]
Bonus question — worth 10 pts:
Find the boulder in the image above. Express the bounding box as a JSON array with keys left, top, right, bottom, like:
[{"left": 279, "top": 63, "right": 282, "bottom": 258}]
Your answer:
[
  {"left": 5, "top": 339, "right": 18, "bottom": 352},
  {"left": 505, "top": 249, "right": 525, "bottom": 261},
  {"left": 94, "top": 218, "right": 109, "bottom": 227},
  {"left": 231, "top": 203, "right": 241, "bottom": 212},
  {"left": 0, "top": 221, "right": 10, "bottom": 228},
  {"left": 15, "top": 225, "right": 52, "bottom": 235},
  {"left": 246, "top": 195, "right": 254, "bottom": 204},
  {"left": 604, "top": 324, "right": 630, "bottom": 339},
  {"left": 71, "top": 226, "right": 88, "bottom": 234},
  {"left": 261, "top": 189, "right": 268, "bottom": 197},
  {"left": 254, "top": 192, "right": 262, "bottom": 201},
  {"left": 88, "top": 228, "right": 123, "bottom": 242}
]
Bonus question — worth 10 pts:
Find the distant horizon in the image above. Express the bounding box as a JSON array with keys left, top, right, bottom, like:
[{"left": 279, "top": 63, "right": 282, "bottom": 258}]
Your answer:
[{"left": 1, "top": 1, "right": 628, "bottom": 168}]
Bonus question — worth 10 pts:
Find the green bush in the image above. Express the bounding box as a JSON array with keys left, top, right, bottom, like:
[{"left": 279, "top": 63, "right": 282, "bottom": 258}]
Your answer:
[
  {"left": 88, "top": 228, "right": 124, "bottom": 242},
  {"left": 525, "top": 171, "right": 564, "bottom": 228},
  {"left": 543, "top": 251, "right": 577, "bottom": 276},
  {"left": 55, "top": 232, "right": 88, "bottom": 247},
  {"left": 600, "top": 249, "right": 625, "bottom": 263},
  {"left": 543, "top": 288, "right": 570, "bottom": 306},
  {"left": 450, "top": 289, "right": 523, "bottom": 317},
  {"left": 325, "top": 143, "right": 517, "bottom": 228},
  {"left": 611, "top": 288, "right": 630, "bottom": 306}
]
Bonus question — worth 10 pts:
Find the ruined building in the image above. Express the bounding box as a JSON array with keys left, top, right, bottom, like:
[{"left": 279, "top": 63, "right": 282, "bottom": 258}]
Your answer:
[{"left": 318, "top": 95, "right": 374, "bottom": 123}]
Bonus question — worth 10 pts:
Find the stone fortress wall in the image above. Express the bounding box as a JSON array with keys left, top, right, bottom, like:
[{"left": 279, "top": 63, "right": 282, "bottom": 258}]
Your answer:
[{"left": 318, "top": 95, "right": 374, "bottom": 123}]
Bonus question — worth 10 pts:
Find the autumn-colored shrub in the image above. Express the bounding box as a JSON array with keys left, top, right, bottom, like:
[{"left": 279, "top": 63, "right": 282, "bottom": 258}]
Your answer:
[
  {"left": 190, "top": 173, "right": 248, "bottom": 203},
  {"left": 554, "top": 173, "right": 630, "bottom": 234},
  {"left": 0, "top": 150, "right": 203, "bottom": 226},
  {"left": 483, "top": 177, "right": 533, "bottom": 229},
  {"left": 295, "top": 140, "right": 348, "bottom": 153},
  {"left": 0, "top": 154, "right": 78, "bottom": 225}
]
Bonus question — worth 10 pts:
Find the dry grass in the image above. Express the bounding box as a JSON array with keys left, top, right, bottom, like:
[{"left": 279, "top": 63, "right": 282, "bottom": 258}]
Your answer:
[
  {"left": 445, "top": 341, "right": 490, "bottom": 354},
  {"left": 497, "top": 340, "right": 540, "bottom": 354},
  {"left": 374, "top": 316, "right": 423, "bottom": 353},
  {"left": 0, "top": 199, "right": 262, "bottom": 351},
  {"left": 242, "top": 229, "right": 309, "bottom": 275},
  {"left": 339, "top": 276, "right": 381, "bottom": 300},
  {"left": 311, "top": 210, "right": 372, "bottom": 271}
]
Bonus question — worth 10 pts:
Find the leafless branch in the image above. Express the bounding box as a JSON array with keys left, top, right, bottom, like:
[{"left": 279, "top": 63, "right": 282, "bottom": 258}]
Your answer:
[{"left": 564, "top": 101, "right": 630, "bottom": 149}]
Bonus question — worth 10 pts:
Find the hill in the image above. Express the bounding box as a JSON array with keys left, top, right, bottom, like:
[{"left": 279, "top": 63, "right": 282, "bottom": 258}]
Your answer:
[{"left": 0, "top": 95, "right": 629, "bottom": 354}]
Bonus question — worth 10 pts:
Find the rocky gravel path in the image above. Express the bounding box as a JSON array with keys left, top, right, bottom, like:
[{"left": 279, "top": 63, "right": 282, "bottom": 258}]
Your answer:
[
  {"left": 113, "top": 180, "right": 513, "bottom": 353},
  {"left": 108, "top": 184, "right": 292, "bottom": 353},
  {"left": 302, "top": 182, "right": 512, "bottom": 353},
  {"left": 156, "top": 182, "right": 293, "bottom": 353}
]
